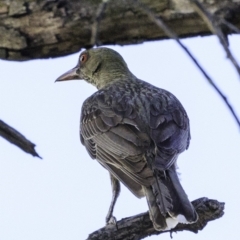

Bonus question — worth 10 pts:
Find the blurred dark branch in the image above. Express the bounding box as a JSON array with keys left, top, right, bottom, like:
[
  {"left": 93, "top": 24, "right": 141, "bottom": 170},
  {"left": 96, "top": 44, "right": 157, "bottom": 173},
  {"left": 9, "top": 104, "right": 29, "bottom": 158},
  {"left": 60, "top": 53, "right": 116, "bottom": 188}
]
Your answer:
[
  {"left": 221, "top": 19, "right": 240, "bottom": 34},
  {"left": 134, "top": 0, "right": 240, "bottom": 130},
  {"left": 87, "top": 197, "right": 224, "bottom": 240},
  {"left": 0, "top": 120, "right": 41, "bottom": 158},
  {"left": 190, "top": 0, "right": 240, "bottom": 78},
  {"left": 90, "top": 0, "right": 109, "bottom": 46}
]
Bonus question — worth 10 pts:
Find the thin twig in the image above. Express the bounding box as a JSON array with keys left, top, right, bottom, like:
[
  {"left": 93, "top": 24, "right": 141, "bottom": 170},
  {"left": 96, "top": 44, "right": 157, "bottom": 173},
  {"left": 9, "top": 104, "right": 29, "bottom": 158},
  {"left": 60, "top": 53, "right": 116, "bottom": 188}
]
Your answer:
[
  {"left": 134, "top": 0, "right": 240, "bottom": 129},
  {"left": 0, "top": 119, "right": 41, "bottom": 158},
  {"left": 221, "top": 19, "right": 240, "bottom": 34},
  {"left": 90, "top": 0, "right": 109, "bottom": 46},
  {"left": 190, "top": 0, "right": 240, "bottom": 77}
]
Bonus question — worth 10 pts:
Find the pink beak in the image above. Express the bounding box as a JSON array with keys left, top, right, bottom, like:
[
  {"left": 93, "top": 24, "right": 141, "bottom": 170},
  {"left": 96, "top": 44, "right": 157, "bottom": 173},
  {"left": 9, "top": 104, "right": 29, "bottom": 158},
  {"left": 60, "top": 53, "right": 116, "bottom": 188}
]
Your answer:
[{"left": 55, "top": 66, "right": 81, "bottom": 82}]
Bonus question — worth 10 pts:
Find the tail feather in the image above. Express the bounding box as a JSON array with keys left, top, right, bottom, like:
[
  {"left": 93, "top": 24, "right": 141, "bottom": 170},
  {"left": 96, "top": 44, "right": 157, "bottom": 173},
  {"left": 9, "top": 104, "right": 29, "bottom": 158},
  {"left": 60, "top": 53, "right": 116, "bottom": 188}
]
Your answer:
[
  {"left": 151, "top": 171, "right": 173, "bottom": 217},
  {"left": 144, "top": 186, "right": 168, "bottom": 230},
  {"left": 144, "top": 164, "right": 198, "bottom": 231},
  {"left": 167, "top": 166, "right": 198, "bottom": 222}
]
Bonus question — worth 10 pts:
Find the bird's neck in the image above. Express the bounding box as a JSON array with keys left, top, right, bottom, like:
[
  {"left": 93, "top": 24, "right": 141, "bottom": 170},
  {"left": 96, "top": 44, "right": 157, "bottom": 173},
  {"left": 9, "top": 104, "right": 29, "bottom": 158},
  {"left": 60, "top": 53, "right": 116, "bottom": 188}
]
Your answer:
[{"left": 92, "top": 70, "right": 136, "bottom": 89}]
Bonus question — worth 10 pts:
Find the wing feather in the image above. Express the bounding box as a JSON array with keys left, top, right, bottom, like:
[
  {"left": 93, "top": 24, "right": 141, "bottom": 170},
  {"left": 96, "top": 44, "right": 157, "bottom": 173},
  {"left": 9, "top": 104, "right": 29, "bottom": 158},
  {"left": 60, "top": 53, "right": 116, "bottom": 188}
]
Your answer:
[
  {"left": 79, "top": 80, "right": 194, "bottom": 231},
  {"left": 148, "top": 92, "right": 190, "bottom": 170},
  {"left": 80, "top": 85, "right": 190, "bottom": 194}
]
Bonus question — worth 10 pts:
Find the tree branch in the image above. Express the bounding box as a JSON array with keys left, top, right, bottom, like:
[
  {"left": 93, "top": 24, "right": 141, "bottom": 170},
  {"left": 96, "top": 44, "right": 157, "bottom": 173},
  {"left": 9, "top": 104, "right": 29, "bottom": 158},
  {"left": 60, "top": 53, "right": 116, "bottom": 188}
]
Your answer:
[
  {"left": 1, "top": 0, "right": 240, "bottom": 61},
  {"left": 0, "top": 120, "right": 41, "bottom": 158},
  {"left": 87, "top": 197, "right": 224, "bottom": 240},
  {"left": 90, "top": 0, "right": 109, "bottom": 46},
  {"left": 134, "top": 0, "right": 240, "bottom": 130},
  {"left": 190, "top": 0, "right": 240, "bottom": 78}
]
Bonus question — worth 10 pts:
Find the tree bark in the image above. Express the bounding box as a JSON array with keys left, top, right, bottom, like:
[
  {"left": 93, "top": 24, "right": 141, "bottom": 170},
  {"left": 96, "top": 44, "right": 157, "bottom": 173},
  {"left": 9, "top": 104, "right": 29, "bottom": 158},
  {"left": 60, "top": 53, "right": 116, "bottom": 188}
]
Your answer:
[
  {"left": 0, "top": 0, "right": 239, "bottom": 61},
  {"left": 87, "top": 197, "right": 224, "bottom": 240}
]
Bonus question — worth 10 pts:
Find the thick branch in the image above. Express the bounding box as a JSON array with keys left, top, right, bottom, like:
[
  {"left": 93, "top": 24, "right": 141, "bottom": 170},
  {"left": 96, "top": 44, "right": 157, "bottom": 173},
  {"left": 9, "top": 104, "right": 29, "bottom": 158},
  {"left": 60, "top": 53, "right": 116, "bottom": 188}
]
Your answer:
[
  {"left": 0, "top": 120, "right": 41, "bottom": 158},
  {"left": 0, "top": 0, "right": 240, "bottom": 61},
  {"left": 87, "top": 197, "right": 224, "bottom": 240}
]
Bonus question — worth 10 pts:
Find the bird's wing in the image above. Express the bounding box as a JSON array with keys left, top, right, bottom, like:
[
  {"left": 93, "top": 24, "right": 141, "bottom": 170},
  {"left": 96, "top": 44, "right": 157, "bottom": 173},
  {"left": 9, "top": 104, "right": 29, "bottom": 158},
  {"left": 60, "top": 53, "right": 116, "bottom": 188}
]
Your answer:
[
  {"left": 80, "top": 91, "right": 153, "bottom": 198},
  {"left": 148, "top": 90, "right": 190, "bottom": 170},
  {"left": 142, "top": 89, "right": 196, "bottom": 230}
]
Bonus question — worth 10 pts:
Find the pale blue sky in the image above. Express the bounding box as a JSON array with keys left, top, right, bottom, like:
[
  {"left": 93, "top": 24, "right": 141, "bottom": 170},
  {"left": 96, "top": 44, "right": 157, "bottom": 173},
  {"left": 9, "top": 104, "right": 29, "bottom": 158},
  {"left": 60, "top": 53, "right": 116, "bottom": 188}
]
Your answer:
[{"left": 0, "top": 36, "right": 240, "bottom": 240}]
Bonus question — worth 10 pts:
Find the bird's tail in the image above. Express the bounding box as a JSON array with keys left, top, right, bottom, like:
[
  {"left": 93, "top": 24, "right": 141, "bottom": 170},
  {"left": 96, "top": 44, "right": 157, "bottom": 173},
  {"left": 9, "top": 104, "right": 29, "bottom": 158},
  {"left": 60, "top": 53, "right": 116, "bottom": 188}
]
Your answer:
[{"left": 144, "top": 165, "right": 198, "bottom": 231}]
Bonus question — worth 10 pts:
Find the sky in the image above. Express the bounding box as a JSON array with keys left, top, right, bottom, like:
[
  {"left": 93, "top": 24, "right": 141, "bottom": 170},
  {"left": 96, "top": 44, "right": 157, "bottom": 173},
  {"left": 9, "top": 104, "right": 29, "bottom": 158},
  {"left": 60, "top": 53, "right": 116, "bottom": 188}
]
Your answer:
[{"left": 0, "top": 36, "right": 240, "bottom": 240}]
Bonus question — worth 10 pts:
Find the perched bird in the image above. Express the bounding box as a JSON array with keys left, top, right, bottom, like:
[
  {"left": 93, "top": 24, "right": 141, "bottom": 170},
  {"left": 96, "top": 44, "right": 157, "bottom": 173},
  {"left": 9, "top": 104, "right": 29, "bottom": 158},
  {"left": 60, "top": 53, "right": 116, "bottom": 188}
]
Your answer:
[{"left": 55, "top": 47, "right": 198, "bottom": 231}]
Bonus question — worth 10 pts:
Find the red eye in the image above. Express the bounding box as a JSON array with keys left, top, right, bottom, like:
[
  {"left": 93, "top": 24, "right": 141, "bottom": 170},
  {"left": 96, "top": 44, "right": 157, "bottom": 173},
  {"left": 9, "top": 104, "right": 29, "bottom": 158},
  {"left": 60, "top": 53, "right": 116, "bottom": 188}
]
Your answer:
[{"left": 80, "top": 54, "right": 88, "bottom": 63}]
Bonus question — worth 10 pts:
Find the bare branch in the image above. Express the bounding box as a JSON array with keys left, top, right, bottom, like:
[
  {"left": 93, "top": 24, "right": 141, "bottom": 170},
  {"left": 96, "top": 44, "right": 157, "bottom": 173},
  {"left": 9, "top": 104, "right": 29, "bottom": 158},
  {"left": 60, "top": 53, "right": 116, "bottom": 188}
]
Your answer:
[
  {"left": 90, "top": 0, "right": 109, "bottom": 46},
  {"left": 87, "top": 197, "right": 224, "bottom": 240},
  {"left": 134, "top": 0, "right": 240, "bottom": 130},
  {"left": 190, "top": 0, "right": 240, "bottom": 77},
  {"left": 0, "top": 120, "right": 41, "bottom": 158},
  {"left": 221, "top": 19, "right": 240, "bottom": 34}
]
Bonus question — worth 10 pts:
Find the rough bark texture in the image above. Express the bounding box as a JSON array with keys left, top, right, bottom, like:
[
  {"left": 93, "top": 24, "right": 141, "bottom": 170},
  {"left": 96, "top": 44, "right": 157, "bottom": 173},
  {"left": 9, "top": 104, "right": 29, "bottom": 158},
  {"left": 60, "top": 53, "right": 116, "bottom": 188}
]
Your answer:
[
  {"left": 0, "top": 0, "right": 240, "bottom": 61},
  {"left": 0, "top": 120, "right": 41, "bottom": 158},
  {"left": 87, "top": 197, "right": 224, "bottom": 240}
]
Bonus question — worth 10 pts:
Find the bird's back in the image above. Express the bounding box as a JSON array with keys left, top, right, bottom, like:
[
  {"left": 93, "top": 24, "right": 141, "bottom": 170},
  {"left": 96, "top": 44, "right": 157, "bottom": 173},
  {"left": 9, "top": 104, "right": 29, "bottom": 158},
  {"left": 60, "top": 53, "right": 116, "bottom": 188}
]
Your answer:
[
  {"left": 82, "top": 77, "right": 189, "bottom": 137},
  {"left": 80, "top": 76, "right": 190, "bottom": 182}
]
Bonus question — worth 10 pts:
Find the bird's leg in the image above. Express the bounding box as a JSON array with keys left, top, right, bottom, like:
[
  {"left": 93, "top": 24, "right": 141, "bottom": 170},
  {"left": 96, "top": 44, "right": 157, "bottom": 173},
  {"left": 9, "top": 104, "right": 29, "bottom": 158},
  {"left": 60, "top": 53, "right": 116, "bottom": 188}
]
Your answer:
[{"left": 106, "top": 173, "right": 120, "bottom": 225}]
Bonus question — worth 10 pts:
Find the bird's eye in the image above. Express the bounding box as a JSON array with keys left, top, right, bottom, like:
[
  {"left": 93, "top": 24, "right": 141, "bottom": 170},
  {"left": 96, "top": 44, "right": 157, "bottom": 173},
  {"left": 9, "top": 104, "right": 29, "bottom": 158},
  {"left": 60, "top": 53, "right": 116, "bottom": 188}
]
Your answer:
[{"left": 80, "top": 54, "right": 88, "bottom": 63}]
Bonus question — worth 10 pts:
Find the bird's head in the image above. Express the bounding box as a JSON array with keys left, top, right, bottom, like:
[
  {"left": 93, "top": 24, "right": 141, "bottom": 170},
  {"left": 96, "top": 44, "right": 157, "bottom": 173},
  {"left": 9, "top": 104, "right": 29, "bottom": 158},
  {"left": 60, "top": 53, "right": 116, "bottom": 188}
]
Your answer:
[{"left": 55, "top": 47, "right": 133, "bottom": 89}]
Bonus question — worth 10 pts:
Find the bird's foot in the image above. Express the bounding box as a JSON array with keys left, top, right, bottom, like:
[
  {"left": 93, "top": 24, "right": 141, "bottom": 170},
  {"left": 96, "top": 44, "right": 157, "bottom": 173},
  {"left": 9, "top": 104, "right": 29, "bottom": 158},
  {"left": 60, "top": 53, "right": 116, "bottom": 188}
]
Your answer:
[
  {"left": 107, "top": 216, "right": 117, "bottom": 225},
  {"left": 106, "top": 215, "right": 117, "bottom": 229}
]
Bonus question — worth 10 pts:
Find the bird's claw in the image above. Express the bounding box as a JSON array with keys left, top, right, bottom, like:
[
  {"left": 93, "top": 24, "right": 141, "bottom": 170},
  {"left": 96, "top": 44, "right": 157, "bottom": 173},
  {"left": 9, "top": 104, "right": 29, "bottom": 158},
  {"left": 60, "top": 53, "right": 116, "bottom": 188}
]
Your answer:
[{"left": 106, "top": 216, "right": 117, "bottom": 226}]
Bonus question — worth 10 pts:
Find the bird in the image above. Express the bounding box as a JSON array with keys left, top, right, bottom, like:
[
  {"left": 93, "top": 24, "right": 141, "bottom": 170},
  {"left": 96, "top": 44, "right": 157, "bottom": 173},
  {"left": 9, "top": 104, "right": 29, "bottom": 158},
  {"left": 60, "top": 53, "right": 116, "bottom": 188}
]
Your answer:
[{"left": 55, "top": 47, "right": 198, "bottom": 231}]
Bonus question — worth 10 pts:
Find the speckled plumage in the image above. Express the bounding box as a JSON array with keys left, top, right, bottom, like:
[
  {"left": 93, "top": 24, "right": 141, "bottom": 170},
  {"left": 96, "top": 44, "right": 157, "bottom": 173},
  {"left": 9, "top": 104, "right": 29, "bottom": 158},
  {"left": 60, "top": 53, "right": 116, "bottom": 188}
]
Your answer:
[{"left": 56, "top": 47, "right": 198, "bottom": 231}]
